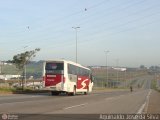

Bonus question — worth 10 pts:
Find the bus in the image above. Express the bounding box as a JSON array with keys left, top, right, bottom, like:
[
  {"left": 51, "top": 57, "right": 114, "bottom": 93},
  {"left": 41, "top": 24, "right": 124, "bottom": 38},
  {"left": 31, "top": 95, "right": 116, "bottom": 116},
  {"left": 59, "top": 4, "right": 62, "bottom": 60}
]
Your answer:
[{"left": 42, "top": 60, "right": 94, "bottom": 95}]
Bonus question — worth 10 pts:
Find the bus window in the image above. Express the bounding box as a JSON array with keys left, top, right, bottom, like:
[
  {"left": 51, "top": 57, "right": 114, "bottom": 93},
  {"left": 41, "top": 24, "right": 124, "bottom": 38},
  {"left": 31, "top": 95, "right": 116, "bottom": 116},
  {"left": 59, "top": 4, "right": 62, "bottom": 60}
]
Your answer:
[{"left": 45, "top": 63, "right": 64, "bottom": 74}]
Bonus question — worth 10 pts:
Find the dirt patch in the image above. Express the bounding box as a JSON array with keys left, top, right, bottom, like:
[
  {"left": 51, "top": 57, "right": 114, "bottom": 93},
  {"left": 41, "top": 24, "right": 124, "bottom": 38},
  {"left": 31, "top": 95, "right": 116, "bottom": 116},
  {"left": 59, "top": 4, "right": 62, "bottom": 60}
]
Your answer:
[
  {"left": 147, "top": 90, "right": 160, "bottom": 113},
  {"left": 0, "top": 91, "right": 13, "bottom": 95}
]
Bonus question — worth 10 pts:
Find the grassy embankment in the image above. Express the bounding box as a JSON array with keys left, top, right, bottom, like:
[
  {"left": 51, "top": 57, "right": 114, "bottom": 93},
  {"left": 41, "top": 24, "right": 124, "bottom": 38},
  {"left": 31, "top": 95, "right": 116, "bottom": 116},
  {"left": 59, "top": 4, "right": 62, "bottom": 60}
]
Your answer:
[
  {"left": 151, "top": 79, "right": 160, "bottom": 92},
  {"left": 0, "top": 87, "right": 16, "bottom": 94},
  {"left": 92, "top": 68, "right": 148, "bottom": 88}
]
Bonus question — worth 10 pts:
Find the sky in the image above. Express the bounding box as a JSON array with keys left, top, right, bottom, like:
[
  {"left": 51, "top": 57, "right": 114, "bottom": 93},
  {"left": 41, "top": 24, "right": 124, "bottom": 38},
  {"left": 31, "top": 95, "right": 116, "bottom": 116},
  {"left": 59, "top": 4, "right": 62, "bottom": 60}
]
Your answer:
[{"left": 0, "top": 0, "right": 160, "bottom": 67}]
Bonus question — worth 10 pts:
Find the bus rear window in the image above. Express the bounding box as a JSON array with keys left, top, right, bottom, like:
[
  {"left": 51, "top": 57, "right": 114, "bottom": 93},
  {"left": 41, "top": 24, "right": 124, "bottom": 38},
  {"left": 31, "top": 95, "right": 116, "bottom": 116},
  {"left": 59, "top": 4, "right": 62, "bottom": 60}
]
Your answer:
[{"left": 45, "top": 63, "right": 64, "bottom": 70}]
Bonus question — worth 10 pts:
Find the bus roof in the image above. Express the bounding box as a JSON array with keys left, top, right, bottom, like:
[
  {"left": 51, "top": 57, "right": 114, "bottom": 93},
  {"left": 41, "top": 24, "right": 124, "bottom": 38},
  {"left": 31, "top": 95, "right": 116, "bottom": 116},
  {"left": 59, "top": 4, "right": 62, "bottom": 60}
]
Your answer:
[{"left": 45, "top": 59, "right": 90, "bottom": 70}]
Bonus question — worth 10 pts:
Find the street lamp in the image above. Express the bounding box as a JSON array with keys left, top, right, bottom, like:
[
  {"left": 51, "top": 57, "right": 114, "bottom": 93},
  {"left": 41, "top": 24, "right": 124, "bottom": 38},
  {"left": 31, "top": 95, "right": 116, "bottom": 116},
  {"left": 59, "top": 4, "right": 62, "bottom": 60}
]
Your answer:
[
  {"left": 116, "top": 59, "right": 119, "bottom": 88},
  {"left": 72, "top": 27, "right": 80, "bottom": 63},
  {"left": 104, "top": 50, "right": 109, "bottom": 88},
  {"left": 24, "top": 46, "right": 28, "bottom": 87},
  {"left": 0, "top": 61, "right": 1, "bottom": 74}
]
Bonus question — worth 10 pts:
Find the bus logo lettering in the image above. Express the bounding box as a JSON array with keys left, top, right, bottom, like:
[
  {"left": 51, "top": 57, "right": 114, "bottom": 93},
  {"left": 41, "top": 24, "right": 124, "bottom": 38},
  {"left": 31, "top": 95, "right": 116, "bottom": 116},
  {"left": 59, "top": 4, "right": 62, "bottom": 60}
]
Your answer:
[
  {"left": 47, "top": 79, "right": 54, "bottom": 81},
  {"left": 78, "top": 78, "right": 82, "bottom": 80},
  {"left": 47, "top": 75, "right": 56, "bottom": 77},
  {"left": 81, "top": 79, "right": 88, "bottom": 89}
]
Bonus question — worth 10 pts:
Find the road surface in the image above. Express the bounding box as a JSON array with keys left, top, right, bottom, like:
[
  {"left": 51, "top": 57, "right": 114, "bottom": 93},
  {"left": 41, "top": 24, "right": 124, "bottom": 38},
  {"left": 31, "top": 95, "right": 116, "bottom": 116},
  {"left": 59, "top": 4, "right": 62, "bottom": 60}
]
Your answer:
[{"left": 0, "top": 75, "right": 153, "bottom": 120}]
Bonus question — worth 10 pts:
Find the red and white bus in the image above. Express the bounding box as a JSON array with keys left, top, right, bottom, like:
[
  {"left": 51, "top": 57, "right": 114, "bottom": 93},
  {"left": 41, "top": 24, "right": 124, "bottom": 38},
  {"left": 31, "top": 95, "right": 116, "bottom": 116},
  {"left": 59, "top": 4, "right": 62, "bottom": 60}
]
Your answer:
[{"left": 42, "top": 60, "right": 94, "bottom": 95}]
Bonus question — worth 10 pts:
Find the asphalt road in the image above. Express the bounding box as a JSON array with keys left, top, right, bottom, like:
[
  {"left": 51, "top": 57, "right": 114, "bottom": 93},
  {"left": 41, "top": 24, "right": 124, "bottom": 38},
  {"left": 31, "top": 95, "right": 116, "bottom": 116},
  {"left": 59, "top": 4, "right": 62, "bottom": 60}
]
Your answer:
[{"left": 0, "top": 75, "right": 153, "bottom": 120}]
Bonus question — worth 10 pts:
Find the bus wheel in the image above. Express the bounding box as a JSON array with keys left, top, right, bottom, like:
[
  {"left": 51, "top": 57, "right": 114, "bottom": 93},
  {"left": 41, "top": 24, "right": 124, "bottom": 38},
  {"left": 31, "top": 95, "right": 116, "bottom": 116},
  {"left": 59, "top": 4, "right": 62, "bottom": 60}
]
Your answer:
[
  {"left": 84, "top": 87, "right": 89, "bottom": 95},
  {"left": 51, "top": 91, "right": 59, "bottom": 96}
]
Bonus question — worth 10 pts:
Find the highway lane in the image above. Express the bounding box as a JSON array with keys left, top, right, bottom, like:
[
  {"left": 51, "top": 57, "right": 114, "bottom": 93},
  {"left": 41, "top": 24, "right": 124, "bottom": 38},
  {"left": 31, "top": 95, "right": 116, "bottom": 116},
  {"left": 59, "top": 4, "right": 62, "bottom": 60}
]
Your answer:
[
  {"left": 0, "top": 90, "right": 150, "bottom": 114},
  {"left": 0, "top": 75, "right": 153, "bottom": 120},
  {"left": 0, "top": 90, "right": 151, "bottom": 120},
  {"left": 0, "top": 90, "right": 132, "bottom": 114},
  {"left": 53, "top": 89, "right": 151, "bottom": 114}
]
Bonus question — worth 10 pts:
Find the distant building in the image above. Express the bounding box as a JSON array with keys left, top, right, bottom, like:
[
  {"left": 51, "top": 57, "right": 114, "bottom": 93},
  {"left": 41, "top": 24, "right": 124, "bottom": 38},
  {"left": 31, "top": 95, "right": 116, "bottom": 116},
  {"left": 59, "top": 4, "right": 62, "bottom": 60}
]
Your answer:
[
  {"left": 0, "top": 75, "right": 21, "bottom": 80},
  {"left": 112, "top": 67, "right": 127, "bottom": 71}
]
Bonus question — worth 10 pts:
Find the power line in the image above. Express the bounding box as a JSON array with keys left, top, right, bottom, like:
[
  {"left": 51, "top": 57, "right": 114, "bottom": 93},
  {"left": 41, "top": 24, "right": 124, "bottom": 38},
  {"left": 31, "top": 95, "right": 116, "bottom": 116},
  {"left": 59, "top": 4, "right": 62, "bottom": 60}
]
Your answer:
[
  {"left": 32, "top": 17, "right": 160, "bottom": 52},
  {"left": 1, "top": 0, "right": 160, "bottom": 52},
  {"left": 7, "top": 1, "right": 151, "bottom": 44},
  {"left": 0, "top": 0, "right": 147, "bottom": 41},
  {"left": 0, "top": 0, "right": 109, "bottom": 36}
]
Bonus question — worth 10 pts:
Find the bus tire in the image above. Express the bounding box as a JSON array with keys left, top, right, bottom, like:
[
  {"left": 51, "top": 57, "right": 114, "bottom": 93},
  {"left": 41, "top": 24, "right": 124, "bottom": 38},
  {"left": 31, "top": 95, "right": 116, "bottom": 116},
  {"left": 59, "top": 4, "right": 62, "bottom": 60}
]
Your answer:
[
  {"left": 84, "top": 87, "right": 89, "bottom": 95},
  {"left": 51, "top": 91, "right": 59, "bottom": 96}
]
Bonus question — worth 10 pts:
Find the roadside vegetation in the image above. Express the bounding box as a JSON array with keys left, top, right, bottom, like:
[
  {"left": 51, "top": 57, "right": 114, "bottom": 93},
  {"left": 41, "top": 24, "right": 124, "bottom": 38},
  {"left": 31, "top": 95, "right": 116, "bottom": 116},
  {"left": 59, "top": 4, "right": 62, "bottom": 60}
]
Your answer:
[
  {"left": 151, "top": 79, "right": 160, "bottom": 92},
  {"left": 0, "top": 87, "right": 16, "bottom": 93},
  {"left": 92, "top": 68, "right": 148, "bottom": 88}
]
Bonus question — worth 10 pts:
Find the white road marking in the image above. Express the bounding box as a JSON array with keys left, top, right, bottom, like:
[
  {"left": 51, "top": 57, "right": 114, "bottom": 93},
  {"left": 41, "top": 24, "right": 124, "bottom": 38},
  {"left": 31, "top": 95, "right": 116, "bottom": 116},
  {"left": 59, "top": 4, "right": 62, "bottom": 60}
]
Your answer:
[
  {"left": 137, "top": 102, "right": 146, "bottom": 114},
  {"left": 137, "top": 89, "right": 152, "bottom": 114},
  {"left": 64, "top": 103, "right": 88, "bottom": 110},
  {"left": 145, "top": 89, "right": 152, "bottom": 112},
  {"left": 105, "top": 90, "right": 152, "bottom": 114}
]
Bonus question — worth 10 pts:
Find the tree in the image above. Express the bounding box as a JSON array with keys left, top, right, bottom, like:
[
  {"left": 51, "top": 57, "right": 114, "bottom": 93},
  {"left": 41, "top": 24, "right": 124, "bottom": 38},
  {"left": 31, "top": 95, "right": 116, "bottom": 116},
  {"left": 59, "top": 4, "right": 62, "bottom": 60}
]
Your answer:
[
  {"left": 140, "top": 65, "right": 147, "bottom": 70},
  {"left": 12, "top": 48, "right": 40, "bottom": 90}
]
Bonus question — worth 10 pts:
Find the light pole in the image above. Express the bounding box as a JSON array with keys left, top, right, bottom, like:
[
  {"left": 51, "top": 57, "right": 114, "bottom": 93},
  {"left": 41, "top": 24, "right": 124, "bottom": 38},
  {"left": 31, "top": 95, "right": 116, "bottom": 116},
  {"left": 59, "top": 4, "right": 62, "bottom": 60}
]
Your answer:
[
  {"left": 72, "top": 27, "right": 80, "bottom": 63},
  {"left": 24, "top": 46, "right": 28, "bottom": 87},
  {"left": 124, "top": 69, "right": 127, "bottom": 88},
  {"left": 0, "top": 61, "right": 1, "bottom": 74},
  {"left": 104, "top": 50, "right": 109, "bottom": 88},
  {"left": 116, "top": 59, "right": 119, "bottom": 88}
]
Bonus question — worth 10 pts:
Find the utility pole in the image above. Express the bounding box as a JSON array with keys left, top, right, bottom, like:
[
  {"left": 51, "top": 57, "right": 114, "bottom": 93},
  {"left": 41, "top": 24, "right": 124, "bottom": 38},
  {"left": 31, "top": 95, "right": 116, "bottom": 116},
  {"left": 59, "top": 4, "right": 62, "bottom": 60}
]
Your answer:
[
  {"left": 0, "top": 61, "right": 1, "bottom": 74},
  {"left": 104, "top": 50, "right": 109, "bottom": 87},
  {"left": 24, "top": 46, "right": 28, "bottom": 87},
  {"left": 116, "top": 59, "right": 119, "bottom": 88}
]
